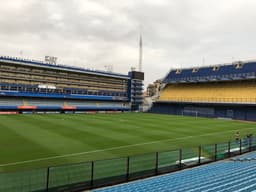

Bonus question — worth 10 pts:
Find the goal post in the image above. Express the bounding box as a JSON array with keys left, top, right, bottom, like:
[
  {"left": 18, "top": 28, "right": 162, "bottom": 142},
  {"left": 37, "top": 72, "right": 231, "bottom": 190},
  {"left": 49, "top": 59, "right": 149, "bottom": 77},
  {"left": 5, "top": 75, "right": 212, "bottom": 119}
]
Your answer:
[{"left": 182, "top": 110, "right": 198, "bottom": 118}]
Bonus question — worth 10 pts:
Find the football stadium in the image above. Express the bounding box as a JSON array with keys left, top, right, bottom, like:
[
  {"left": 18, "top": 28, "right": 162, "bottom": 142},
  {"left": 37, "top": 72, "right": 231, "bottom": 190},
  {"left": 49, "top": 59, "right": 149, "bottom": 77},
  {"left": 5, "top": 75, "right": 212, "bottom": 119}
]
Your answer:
[{"left": 1, "top": 56, "right": 256, "bottom": 191}]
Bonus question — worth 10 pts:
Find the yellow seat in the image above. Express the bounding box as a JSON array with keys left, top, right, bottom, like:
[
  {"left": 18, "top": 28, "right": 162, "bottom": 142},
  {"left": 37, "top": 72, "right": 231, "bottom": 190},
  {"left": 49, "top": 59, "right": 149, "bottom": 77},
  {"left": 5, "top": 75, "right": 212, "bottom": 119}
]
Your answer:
[{"left": 159, "top": 81, "right": 256, "bottom": 103}]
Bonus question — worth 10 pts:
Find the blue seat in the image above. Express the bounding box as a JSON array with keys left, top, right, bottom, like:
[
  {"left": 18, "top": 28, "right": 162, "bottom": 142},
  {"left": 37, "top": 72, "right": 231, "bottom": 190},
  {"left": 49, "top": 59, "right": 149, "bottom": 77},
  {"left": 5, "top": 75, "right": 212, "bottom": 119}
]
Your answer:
[{"left": 94, "top": 152, "right": 256, "bottom": 192}]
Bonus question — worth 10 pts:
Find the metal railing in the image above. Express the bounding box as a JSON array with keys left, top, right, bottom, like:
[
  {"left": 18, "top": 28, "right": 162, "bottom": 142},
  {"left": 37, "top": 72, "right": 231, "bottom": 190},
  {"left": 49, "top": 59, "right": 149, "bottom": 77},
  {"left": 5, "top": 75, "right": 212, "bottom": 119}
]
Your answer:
[{"left": 160, "top": 97, "right": 256, "bottom": 104}]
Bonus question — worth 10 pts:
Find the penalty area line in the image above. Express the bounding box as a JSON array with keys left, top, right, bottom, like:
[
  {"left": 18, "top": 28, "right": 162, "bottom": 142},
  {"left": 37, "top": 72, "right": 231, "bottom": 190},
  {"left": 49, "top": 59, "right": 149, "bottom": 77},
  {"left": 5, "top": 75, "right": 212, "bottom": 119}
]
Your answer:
[{"left": 0, "top": 127, "right": 254, "bottom": 167}]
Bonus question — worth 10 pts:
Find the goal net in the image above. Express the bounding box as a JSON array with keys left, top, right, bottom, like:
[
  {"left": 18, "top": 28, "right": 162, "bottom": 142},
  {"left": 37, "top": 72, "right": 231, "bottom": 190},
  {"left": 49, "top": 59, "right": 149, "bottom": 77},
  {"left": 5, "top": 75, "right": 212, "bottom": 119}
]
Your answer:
[{"left": 181, "top": 110, "right": 199, "bottom": 118}]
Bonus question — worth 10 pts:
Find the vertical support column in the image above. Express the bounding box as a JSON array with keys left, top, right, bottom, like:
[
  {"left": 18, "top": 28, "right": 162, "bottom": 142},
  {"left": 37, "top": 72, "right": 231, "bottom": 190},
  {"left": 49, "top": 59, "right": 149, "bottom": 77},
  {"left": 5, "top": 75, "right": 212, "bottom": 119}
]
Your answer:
[
  {"left": 179, "top": 149, "right": 182, "bottom": 169},
  {"left": 155, "top": 152, "right": 159, "bottom": 175},
  {"left": 214, "top": 144, "right": 217, "bottom": 161},
  {"left": 46, "top": 167, "right": 50, "bottom": 192},
  {"left": 228, "top": 141, "right": 231, "bottom": 157},
  {"left": 91, "top": 161, "right": 94, "bottom": 187},
  {"left": 126, "top": 157, "right": 130, "bottom": 181},
  {"left": 239, "top": 139, "right": 242, "bottom": 154},
  {"left": 249, "top": 137, "right": 252, "bottom": 152},
  {"left": 198, "top": 146, "right": 201, "bottom": 164}
]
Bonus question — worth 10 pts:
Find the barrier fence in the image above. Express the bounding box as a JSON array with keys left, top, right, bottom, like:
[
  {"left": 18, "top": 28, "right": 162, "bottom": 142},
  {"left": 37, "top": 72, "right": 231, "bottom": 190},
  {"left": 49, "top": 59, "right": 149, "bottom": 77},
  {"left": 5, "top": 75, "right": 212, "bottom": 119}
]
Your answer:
[
  {"left": 0, "top": 137, "right": 256, "bottom": 192},
  {"left": 160, "top": 97, "right": 256, "bottom": 104}
]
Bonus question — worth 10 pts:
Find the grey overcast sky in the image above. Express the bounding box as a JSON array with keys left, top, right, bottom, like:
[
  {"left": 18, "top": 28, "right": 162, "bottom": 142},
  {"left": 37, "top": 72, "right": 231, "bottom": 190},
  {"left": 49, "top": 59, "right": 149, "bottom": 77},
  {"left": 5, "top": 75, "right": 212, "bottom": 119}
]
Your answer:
[{"left": 1, "top": 0, "right": 256, "bottom": 86}]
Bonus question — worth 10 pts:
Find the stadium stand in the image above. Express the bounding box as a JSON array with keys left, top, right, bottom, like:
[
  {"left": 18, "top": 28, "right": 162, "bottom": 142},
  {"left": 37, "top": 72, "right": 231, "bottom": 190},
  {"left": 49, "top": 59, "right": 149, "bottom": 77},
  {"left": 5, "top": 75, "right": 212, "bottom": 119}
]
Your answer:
[
  {"left": 94, "top": 152, "right": 256, "bottom": 192},
  {"left": 230, "top": 147, "right": 256, "bottom": 161},
  {"left": 150, "top": 60, "right": 256, "bottom": 120},
  {"left": 159, "top": 81, "right": 256, "bottom": 103},
  {"left": 25, "top": 98, "right": 65, "bottom": 106},
  {"left": 0, "top": 56, "right": 144, "bottom": 112},
  {"left": 0, "top": 97, "right": 23, "bottom": 106}
]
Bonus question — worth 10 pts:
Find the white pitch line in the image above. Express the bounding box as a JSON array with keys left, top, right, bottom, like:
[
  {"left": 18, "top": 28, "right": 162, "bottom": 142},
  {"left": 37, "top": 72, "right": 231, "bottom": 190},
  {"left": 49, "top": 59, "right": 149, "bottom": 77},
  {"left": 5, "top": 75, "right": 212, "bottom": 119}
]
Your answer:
[{"left": 0, "top": 128, "right": 255, "bottom": 167}]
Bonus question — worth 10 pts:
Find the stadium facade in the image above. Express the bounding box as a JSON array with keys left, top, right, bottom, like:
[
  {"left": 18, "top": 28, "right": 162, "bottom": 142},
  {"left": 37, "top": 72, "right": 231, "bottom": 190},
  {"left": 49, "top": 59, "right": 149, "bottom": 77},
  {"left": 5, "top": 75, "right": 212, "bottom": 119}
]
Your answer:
[
  {"left": 150, "top": 61, "right": 256, "bottom": 121},
  {"left": 0, "top": 56, "right": 144, "bottom": 113}
]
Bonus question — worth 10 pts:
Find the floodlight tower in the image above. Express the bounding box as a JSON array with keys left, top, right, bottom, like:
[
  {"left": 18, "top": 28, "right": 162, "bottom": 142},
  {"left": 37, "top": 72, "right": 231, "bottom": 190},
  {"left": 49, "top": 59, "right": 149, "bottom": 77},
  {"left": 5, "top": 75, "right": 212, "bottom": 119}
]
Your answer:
[{"left": 139, "top": 34, "right": 143, "bottom": 72}]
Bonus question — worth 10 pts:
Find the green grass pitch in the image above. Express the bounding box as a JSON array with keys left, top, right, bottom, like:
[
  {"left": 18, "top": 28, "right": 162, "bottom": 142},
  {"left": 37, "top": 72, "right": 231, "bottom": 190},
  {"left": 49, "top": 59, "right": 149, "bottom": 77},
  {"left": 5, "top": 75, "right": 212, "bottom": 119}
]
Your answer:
[{"left": 0, "top": 113, "right": 255, "bottom": 172}]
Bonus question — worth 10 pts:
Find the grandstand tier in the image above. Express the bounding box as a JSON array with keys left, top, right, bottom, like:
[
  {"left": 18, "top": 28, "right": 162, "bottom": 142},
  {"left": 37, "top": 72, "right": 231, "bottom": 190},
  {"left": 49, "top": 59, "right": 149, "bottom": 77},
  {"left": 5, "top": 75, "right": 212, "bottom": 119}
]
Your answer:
[
  {"left": 159, "top": 81, "right": 256, "bottom": 104},
  {"left": 163, "top": 60, "right": 256, "bottom": 84},
  {"left": 151, "top": 61, "right": 256, "bottom": 121},
  {"left": 0, "top": 56, "right": 144, "bottom": 112}
]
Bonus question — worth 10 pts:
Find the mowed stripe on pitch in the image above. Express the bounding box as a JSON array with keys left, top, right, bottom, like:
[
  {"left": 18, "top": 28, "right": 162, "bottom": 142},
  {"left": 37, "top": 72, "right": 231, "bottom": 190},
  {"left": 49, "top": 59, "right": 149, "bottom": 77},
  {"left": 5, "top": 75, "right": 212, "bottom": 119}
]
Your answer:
[
  {"left": 0, "top": 113, "right": 255, "bottom": 171},
  {"left": 1, "top": 127, "right": 255, "bottom": 167}
]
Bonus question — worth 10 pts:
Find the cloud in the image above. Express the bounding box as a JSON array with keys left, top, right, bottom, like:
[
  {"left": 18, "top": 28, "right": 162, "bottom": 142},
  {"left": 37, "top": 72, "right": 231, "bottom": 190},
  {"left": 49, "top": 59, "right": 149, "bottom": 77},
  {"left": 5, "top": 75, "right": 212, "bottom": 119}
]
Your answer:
[{"left": 0, "top": 0, "right": 256, "bottom": 86}]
